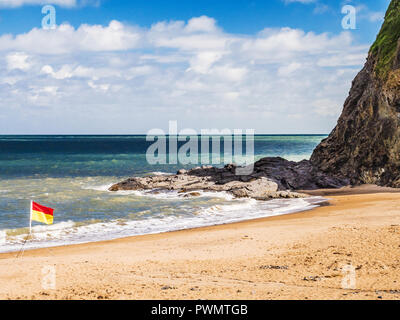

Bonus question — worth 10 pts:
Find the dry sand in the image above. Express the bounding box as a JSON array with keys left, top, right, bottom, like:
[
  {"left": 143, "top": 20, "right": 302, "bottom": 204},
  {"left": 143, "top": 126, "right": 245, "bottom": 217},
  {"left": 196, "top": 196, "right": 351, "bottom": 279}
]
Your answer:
[{"left": 1, "top": 186, "right": 400, "bottom": 300}]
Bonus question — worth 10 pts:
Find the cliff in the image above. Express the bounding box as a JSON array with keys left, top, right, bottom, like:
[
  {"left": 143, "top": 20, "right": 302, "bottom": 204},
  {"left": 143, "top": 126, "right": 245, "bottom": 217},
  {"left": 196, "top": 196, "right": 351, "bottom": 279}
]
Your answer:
[{"left": 311, "top": 0, "right": 400, "bottom": 186}]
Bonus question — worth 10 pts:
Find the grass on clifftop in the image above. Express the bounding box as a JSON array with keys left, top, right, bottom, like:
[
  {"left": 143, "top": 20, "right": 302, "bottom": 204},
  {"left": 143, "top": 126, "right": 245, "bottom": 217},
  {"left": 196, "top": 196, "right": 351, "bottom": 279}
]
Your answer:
[{"left": 370, "top": 0, "right": 400, "bottom": 80}]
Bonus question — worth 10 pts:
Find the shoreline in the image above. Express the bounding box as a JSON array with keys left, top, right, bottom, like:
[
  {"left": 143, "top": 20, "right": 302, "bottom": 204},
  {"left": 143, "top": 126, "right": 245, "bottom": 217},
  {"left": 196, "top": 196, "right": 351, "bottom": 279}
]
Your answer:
[
  {"left": 0, "top": 193, "right": 325, "bottom": 255},
  {"left": 0, "top": 198, "right": 326, "bottom": 256},
  {"left": 0, "top": 208, "right": 314, "bottom": 259},
  {"left": 2, "top": 184, "right": 396, "bottom": 255},
  {"left": 1, "top": 186, "right": 400, "bottom": 299}
]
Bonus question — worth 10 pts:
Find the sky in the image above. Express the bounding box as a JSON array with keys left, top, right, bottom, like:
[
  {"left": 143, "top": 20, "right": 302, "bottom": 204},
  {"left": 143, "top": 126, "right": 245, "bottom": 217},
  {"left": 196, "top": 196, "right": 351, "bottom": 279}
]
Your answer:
[{"left": 0, "top": 0, "right": 392, "bottom": 134}]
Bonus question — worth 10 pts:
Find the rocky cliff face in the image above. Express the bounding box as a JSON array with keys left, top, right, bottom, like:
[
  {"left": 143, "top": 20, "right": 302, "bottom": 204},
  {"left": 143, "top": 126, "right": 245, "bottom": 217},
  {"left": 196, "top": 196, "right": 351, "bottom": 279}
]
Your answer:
[{"left": 311, "top": 0, "right": 400, "bottom": 186}]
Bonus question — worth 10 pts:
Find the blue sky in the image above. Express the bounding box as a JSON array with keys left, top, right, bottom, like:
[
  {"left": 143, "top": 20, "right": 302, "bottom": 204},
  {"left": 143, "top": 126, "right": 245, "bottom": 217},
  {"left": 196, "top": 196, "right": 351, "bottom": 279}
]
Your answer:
[
  {"left": 0, "top": 0, "right": 390, "bottom": 40},
  {"left": 0, "top": 0, "right": 392, "bottom": 134}
]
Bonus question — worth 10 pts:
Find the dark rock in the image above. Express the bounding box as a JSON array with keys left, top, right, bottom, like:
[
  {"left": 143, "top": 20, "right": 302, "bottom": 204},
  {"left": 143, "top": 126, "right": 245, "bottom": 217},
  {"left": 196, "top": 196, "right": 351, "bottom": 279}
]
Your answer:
[
  {"left": 161, "top": 286, "right": 175, "bottom": 290},
  {"left": 259, "top": 265, "right": 289, "bottom": 270},
  {"left": 108, "top": 157, "right": 345, "bottom": 199},
  {"left": 303, "top": 276, "right": 322, "bottom": 282}
]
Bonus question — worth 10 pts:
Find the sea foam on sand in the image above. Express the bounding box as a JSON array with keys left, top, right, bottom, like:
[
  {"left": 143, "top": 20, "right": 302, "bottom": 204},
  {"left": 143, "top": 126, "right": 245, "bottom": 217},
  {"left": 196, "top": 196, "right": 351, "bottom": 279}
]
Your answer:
[{"left": 0, "top": 190, "right": 326, "bottom": 253}]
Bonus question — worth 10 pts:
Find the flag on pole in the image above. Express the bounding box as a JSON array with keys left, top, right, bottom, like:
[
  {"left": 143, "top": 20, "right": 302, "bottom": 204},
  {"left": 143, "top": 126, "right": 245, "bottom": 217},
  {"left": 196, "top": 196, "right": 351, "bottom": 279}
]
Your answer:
[{"left": 31, "top": 201, "right": 54, "bottom": 225}]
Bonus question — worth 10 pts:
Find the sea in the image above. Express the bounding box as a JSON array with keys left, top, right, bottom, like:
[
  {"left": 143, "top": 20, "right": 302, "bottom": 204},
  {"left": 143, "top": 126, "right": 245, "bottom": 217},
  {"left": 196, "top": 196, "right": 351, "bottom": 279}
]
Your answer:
[{"left": 0, "top": 135, "right": 327, "bottom": 252}]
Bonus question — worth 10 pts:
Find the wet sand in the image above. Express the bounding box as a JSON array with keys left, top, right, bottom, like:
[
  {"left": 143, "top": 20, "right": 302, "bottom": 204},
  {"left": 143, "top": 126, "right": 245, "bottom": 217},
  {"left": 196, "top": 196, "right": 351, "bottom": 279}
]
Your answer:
[{"left": 1, "top": 186, "right": 400, "bottom": 300}]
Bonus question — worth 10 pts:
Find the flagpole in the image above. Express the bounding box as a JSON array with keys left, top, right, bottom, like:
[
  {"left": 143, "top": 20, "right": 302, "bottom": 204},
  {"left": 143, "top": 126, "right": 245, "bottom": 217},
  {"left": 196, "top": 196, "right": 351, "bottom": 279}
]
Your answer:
[
  {"left": 29, "top": 200, "right": 32, "bottom": 236},
  {"left": 16, "top": 200, "right": 32, "bottom": 259}
]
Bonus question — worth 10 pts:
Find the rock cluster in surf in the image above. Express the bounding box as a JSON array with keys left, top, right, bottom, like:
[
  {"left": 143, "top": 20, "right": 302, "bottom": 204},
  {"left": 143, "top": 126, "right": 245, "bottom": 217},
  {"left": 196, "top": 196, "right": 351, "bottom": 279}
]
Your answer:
[{"left": 108, "top": 158, "right": 345, "bottom": 199}]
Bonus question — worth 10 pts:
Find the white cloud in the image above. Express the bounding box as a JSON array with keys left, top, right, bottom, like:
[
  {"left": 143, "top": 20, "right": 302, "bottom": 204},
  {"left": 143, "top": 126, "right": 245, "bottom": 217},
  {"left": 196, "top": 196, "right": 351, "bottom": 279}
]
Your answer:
[
  {"left": 187, "top": 51, "right": 223, "bottom": 73},
  {"left": 367, "top": 11, "right": 385, "bottom": 22},
  {"left": 6, "top": 52, "right": 31, "bottom": 70},
  {"left": 0, "top": 16, "right": 368, "bottom": 134},
  {"left": 185, "top": 16, "right": 218, "bottom": 33},
  {"left": 211, "top": 66, "right": 247, "bottom": 82},
  {"left": 317, "top": 52, "right": 367, "bottom": 67},
  {"left": 278, "top": 62, "right": 302, "bottom": 76},
  {"left": 41, "top": 64, "right": 119, "bottom": 80},
  {"left": 356, "top": 4, "right": 385, "bottom": 23},
  {"left": 313, "top": 98, "right": 342, "bottom": 116},
  {"left": 242, "top": 28, "right": 354, "bottom": 60},
  {"left": 40, "top": 86, "right": 58, "bottom": 95},
  {"left": 87, "top": 80, "right": 109, "bottom": 91},
  {"left": 0, "top": 21, "right": 142, "bottom": 54}
]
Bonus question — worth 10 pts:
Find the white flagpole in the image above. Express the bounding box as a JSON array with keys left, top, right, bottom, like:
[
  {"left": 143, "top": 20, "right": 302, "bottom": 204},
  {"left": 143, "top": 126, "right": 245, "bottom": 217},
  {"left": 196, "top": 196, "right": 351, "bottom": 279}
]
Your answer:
[
  {"left": 17, "top": 200, "right": 32, "bottom": 258},
  {"left": 29, "top": 200, "right": 32, "bottom": 236}
]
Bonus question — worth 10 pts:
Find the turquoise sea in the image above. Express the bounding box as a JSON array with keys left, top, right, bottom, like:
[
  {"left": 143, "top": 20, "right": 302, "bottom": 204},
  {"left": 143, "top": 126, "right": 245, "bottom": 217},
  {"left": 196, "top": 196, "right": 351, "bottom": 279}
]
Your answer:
[{"left": 0, "top": 135, "right": 327, "bottom": 252}]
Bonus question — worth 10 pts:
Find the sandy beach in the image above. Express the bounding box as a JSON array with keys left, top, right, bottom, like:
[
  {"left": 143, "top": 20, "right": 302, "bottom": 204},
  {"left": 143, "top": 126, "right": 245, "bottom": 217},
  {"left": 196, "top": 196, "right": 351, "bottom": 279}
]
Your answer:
[{"left": 1, "top": 186, "right": 400, "bottom": 300}]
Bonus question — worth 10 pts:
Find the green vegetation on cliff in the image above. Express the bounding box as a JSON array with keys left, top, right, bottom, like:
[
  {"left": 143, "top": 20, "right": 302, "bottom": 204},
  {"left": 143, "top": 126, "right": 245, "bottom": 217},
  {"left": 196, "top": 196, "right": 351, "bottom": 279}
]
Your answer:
[{"left": 370, "top": 0, "right": 400, "bottom": 79}]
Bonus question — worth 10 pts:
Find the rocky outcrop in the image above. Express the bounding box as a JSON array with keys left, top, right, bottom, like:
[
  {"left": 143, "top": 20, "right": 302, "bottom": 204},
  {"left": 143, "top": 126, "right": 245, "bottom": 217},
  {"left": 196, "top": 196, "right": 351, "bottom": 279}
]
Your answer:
[
  {"left": 109, "top": 157, "right": 347, "bottom": 199},
  {"left": 109, "top": 173, "right": 288, "bottom": 200},
  {"left": 311, "top": 0, "right": 400, "bottom": 187}
]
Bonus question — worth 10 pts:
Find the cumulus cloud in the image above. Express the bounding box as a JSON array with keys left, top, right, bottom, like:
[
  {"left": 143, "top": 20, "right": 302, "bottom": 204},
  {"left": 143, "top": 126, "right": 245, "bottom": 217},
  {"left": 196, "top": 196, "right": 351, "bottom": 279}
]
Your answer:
[
  {"left": 278, "top": 62, "right": 302, "bottom": 76},
  {"left": 0, "top": 21, "right": 142, "bottom": 54},
  {"left": 185, "top": 16, "right": 218, "bottom": 33},
  {"left": 6, "top": 52, "right": 31, "bottom": 70},
  {"left": 0, "top": 16, "right": 368, "bottom": 134}
]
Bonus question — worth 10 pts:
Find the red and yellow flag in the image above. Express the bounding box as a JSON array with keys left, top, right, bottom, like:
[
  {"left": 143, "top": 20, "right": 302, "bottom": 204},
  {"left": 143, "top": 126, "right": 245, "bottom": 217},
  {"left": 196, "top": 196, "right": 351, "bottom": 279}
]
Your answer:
[{"left": 31, "top": 201, "right": 54, "bottom": 225}]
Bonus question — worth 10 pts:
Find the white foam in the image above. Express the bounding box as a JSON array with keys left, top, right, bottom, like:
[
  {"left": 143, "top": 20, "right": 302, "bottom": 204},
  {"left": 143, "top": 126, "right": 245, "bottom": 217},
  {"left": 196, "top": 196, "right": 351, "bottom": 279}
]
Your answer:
[
  {"left": 82, "top": 177, "right": 233, "bottom": 201},
  {"left": 110, "top": 189, "right": 235, "bottom": 201},
  {"left": 151, "top": 172, "right": 173, "bottom": 176},
  {"left": 0, "top": 196, "right": 326, "bottom": 253},
  {"left": 82, "top": 183, "right": 114, "bottom": 192}
]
